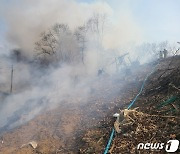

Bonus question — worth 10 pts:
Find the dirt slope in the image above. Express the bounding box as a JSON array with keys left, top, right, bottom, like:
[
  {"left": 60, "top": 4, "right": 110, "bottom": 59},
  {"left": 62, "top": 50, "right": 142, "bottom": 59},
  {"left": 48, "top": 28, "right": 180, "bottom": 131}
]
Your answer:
[{"left": 0, "top": 56, "right": 180, "bottom": 154}]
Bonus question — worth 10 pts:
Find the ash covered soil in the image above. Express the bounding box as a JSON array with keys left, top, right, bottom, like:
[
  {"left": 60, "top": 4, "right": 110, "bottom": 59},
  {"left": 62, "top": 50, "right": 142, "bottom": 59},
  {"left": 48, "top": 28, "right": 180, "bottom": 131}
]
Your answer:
[{"left": 0, "top": 56, "right": 180, "bottom": 154}]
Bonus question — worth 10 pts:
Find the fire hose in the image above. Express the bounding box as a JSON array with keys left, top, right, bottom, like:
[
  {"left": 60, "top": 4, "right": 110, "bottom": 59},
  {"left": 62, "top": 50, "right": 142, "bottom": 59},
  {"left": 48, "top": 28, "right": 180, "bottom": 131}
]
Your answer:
[{"left": 103, "top": 65, "right": 158, "bottom": 154}]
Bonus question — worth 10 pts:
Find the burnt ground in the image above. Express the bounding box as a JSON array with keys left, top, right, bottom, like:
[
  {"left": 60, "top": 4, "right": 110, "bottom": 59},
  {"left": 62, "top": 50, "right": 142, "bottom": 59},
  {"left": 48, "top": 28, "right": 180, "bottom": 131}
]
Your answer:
[{"left": 0, "top": 56, "right": 180, "bottom": 154}]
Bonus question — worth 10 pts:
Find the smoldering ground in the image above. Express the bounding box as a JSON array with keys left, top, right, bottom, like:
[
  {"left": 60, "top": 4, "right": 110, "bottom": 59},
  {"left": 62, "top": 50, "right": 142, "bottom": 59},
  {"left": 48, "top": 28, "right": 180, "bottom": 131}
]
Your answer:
[
  {"left": 0, "top": 56, "right": 132, "bottom": 134},
  {"left": 0, "top": 0, "right": 179, "bottom": 135},
  {"left": 0, "top": 63, "right": 93, "bottom": 132}
]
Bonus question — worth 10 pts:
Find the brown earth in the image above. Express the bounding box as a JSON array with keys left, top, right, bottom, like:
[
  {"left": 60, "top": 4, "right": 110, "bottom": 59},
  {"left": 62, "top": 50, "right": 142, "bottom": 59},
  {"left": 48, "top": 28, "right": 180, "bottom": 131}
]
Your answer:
[{"left": 0, "top": 56, "right": 180, "bottom": 154}]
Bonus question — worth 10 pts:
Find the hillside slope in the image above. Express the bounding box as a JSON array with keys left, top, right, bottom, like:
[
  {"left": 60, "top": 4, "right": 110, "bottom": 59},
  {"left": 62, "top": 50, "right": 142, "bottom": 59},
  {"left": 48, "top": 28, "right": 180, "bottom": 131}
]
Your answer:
[{"left": 0, "top": 56, "right": 180, "bottom": 154}]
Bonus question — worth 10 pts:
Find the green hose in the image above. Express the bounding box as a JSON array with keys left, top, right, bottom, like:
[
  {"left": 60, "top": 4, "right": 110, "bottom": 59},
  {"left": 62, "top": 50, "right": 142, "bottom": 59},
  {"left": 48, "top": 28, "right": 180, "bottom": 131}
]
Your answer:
[{"left": 157, "top": 96, "right": 178, "bottom": 109}]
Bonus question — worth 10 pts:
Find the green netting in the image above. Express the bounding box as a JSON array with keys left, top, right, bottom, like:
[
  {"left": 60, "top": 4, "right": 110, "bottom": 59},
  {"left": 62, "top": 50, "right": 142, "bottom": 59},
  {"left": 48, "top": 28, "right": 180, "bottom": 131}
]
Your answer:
[{"left": 156, "top": 96, "right": 179, "bottom": 109}]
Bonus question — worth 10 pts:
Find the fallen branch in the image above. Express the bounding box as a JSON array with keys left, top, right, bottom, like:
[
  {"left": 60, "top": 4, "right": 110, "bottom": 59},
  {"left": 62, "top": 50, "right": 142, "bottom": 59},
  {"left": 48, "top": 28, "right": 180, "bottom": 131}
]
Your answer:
[
  {"left": 169, "top": 83, "right": 180, "bottom": 92},
  {"left": 109, "top": 142, "right": 115, "bottom": 154}
]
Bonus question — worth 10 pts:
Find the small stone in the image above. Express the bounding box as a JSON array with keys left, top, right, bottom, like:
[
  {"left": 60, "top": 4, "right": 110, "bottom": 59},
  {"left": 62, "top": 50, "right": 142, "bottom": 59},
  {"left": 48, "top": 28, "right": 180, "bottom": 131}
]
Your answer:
[{"left": 29, "top": 141, "right": 38, "bottom": 149}]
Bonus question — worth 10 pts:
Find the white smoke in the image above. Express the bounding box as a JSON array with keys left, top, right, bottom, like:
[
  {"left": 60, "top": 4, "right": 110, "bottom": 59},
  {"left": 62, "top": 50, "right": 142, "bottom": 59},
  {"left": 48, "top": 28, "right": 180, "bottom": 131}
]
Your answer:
[{"left": 0, "top": 0, "right": 147, "bottom": 132}]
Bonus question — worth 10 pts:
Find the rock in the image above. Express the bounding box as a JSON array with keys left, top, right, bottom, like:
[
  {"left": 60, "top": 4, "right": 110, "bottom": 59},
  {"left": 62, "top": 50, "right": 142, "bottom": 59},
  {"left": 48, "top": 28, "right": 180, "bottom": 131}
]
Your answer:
[{"left": 29, "top": 141, "right": 37, "bottom": 149}]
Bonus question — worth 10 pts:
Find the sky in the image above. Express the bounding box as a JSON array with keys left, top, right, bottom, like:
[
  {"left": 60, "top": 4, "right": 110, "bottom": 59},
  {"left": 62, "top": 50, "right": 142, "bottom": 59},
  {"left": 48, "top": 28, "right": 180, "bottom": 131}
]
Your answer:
[
  {"left": 0, "top": 20, "right": 6, "bottom": 45},
  {"left": 0, "top": 0, "right": 180, "bottom": 49},
  {"left": 105, "top": 0, "right": 180, "bottom": 42}
]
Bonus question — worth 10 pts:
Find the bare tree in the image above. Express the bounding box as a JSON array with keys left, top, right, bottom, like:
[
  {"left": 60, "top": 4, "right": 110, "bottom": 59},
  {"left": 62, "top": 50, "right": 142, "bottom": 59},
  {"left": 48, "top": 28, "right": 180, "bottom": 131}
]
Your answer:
[
  {"left": 86, "top": 13, "right": 107, "bottom": 45},
  {"left": 74, "top": 25, "right": 87, "bottom": 64},
  {"left": 35, "top": 23, "right": 81, "bottom": 66},
  {"left": 159, "top": 41, "right": 168, "bottom": 51},
  {"left": 135, "top": 41, "right": 170, "bottom": 62},
  {"left": 34, "top": 29, "right": 57, "bottom": 65}
]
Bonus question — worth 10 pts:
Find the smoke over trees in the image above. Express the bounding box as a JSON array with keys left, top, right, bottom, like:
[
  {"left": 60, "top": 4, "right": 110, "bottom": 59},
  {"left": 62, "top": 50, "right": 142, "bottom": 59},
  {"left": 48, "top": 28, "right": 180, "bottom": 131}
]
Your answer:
[
  {"left": 74, "top": 25, "right": 87, "bottom": 64},
  {"left": 0, "top": 1, "right": 180, "bottom": 146},
  {"left": 34, "top": 24, "right": 81, "bottom": 66},
  {"left": 134, "top": 41, "right": 178, "bottom": 62},
  {"left": 34, "top": 13, "right": 108, "bottom": 67}
]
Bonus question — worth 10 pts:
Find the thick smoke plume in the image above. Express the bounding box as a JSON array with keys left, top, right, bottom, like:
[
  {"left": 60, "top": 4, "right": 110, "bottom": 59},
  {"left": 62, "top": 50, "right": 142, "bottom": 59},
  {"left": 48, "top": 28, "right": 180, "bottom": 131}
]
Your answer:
[
  {"left": 0, "top": 0, "right": 143, "bottom": 57},
  {"left": 0, "top": 0, "right": 178, "bottom": 133}
]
